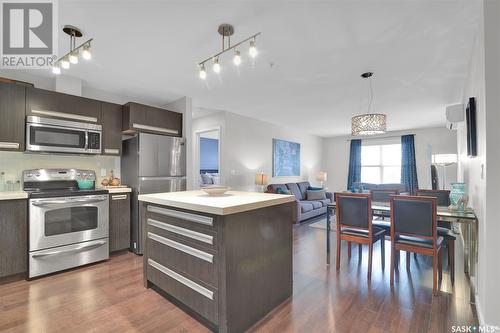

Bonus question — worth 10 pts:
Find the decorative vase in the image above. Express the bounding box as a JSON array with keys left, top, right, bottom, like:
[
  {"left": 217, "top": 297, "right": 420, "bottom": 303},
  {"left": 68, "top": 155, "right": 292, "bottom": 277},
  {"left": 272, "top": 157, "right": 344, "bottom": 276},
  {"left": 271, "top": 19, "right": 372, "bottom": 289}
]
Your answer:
[{"left": 449, "top": 182, "right": 468, "bottom": 212}]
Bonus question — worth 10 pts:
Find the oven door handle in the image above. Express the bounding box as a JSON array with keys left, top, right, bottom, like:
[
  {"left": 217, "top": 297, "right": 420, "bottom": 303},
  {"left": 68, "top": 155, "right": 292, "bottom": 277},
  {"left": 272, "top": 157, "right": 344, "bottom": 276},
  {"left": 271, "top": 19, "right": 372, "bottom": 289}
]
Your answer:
[
  {"left": 32, "top": 198, "right": 107, "bottom": 206},
  {"left": 32, "top": 240, "right": 107, "bottom": 258}
]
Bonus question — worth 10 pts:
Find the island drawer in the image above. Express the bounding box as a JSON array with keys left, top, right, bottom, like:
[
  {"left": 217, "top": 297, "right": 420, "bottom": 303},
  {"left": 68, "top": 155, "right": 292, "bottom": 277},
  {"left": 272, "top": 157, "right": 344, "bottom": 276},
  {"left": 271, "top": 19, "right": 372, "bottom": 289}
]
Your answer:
[
  {"left": 147, "top": 231, "right": 218, "bottom": 287},
  {"left": 147, "top": 258, "right": 218, "bottom": 325},
  {"left": 146, "top": 217, "right": 216, "bottom": 250},
  {"left": 146, "top": 205, "right": 216, "bottom": 233}
]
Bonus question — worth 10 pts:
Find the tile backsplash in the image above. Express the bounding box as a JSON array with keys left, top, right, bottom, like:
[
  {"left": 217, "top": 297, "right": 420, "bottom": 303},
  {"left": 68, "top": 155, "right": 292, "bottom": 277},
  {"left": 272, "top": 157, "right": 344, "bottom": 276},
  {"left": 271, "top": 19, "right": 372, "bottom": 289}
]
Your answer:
[{"left": 0, "top": 151, "right": 120, "bottom": 185}]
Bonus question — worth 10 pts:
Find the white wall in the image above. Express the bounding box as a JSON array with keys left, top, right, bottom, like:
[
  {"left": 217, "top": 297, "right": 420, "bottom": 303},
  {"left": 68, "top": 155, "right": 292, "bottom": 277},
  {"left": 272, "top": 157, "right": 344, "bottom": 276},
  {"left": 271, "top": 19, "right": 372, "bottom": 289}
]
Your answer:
[
  {"left": 323, "top": 127, "right": 457, "bottom": 193},
  {"left": 458, "top": 0, "right": 500, "bottom": 326},
  {"left": 192, "top": 111, "right": 323, "bottom": 191}
]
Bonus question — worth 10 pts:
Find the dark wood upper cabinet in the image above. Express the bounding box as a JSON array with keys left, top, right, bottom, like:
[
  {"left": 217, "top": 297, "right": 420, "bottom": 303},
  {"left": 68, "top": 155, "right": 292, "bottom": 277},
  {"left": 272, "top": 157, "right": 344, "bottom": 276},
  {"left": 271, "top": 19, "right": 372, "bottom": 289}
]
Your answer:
[
  {"left": 122, "top": 102, "right": 182, "bottom": 137},
  {"left": 26, "top": 87, "right": 101, "bottom": 124},
  {"left": 0, "top": 199, "right": 28, "bottom": 278},
  {"left": 0, "top": 80, "right": 26, "bottom": 151},
  {"left": 101, "top": 102, "right": 123, "bottom": 156},
  {"left": 109, "top": 193, "right": 131, "bottom": 252}
]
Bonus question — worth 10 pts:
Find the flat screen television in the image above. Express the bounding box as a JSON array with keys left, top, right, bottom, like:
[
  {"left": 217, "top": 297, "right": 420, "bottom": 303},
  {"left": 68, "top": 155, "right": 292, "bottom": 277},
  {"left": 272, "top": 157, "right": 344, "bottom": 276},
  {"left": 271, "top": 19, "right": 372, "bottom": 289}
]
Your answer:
[{"left": 466, "top": 97, "right": 477, "bottom": 157}]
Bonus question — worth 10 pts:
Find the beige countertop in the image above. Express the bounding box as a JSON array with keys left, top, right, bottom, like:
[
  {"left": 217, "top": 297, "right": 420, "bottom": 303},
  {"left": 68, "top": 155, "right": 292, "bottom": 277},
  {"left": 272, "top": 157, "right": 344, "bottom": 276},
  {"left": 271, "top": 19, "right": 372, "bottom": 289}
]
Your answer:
[
  {"left": 99, "top": 187, "right": 132, "bottom": 194},
  {"left": 138, "top": 190, "right": 295, "bottom": 215},
  {"left": 0, "top": 191, "right": 28, "bottom": 200}
]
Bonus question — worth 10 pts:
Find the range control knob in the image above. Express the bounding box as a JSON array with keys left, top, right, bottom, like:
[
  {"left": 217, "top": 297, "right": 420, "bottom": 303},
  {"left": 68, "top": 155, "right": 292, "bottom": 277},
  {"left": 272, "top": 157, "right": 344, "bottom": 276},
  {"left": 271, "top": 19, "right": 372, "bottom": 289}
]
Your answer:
[{"left": 34, "top": 172, "right": 41, "bottom": 177}]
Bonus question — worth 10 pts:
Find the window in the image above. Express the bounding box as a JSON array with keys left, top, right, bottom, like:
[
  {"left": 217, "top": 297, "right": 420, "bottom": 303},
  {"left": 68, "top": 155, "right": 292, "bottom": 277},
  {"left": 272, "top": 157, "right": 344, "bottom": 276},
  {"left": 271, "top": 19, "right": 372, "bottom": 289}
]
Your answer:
[{"left": 361, "top": 144, "right": 401, "bottom": 184}]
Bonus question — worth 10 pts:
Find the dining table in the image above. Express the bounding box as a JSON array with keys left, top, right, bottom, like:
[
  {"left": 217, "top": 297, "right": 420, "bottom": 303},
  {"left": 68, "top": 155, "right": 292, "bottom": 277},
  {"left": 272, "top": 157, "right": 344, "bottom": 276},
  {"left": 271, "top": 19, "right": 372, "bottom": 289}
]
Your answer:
[{"left": 326, "top": 201, "right": 478, "bottom": 302}]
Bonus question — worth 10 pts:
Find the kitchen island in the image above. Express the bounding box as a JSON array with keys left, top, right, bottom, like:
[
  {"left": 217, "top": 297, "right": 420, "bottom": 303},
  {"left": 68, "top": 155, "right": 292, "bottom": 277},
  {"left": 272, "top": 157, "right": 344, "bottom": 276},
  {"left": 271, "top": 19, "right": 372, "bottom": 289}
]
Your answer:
[{"left": 138, "top": 190, "right": 295, "bottom": 333}]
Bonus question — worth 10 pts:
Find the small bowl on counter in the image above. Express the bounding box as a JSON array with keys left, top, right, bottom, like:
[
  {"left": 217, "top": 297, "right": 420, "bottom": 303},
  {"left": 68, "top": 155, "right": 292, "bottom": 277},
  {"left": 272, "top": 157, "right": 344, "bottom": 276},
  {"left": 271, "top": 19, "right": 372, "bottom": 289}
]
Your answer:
[{"left": 201, "top": 186, "right": 231, "bottom": 196}]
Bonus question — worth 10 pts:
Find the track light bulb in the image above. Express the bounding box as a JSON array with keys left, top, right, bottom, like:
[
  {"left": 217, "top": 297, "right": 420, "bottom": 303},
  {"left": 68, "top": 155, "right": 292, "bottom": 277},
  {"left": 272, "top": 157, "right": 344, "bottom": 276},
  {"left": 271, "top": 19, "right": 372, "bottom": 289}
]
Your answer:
[
  {"left": 249, "top": 40, "right": 258, "bottom": 58},
  {"left": 52, "top": 64, "right": 61, "bottom": 75},
  {"left": 69, "top": 50, "right": 79, "bottom": 64},
  {"left": 60, "top": 57, "right": 70, "bottom": 69},
  {"left": 199, "top": 64, "right": 207, "bottom": 79},
  {"left": 82, "top": 44, "right": 92, "bottom": 60},
  {"left": 213, "top": 58, "right": 221, "bottom": 73},
  {"left": 233, "top": 50, "right": 241, "bottom": 66}
]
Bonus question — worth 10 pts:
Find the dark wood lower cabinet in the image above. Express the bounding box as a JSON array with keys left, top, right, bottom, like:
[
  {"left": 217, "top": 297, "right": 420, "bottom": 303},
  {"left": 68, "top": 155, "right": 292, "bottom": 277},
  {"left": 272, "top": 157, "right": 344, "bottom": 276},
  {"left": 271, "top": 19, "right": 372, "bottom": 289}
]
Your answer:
[
  {"left": 142, "top": 202, "right": 294, "bottom": 333},
  {"left": 0, "top": 199, "right": 27, "bottom": 278},
  {"left": 109, "top": 193, "right": 131, "bottom": 252}
]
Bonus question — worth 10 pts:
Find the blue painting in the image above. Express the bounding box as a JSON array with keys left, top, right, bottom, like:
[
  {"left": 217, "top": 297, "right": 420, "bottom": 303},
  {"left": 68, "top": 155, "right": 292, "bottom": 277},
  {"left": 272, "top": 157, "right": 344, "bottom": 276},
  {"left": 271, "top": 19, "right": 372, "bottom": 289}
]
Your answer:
[{"left": 273, "top": 139, "right": 300, "bottom": 177}]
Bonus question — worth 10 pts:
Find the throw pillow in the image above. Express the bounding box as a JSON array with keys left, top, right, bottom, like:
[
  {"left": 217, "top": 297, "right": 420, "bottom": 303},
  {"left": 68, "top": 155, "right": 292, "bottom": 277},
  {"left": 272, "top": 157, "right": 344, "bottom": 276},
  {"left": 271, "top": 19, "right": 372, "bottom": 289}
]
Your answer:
[
  {"left": 307, "top": 190, "right": 326, "bottom": 200},
  {"left": 200, "top": 173, "right": 213, "bottom": 185},
  {"left": 308, "top": 186, "right": 323, "bottom": 191},
  {"left": 276, "top": 188, "right": 291, "bottom": 195}
]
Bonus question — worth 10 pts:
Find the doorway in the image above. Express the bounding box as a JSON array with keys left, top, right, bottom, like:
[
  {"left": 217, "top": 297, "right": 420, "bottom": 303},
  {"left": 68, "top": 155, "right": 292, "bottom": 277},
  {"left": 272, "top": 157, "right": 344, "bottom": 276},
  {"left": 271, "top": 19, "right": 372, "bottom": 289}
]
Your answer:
[{"left": 195, "top": 128, "right": 221, "bottom": 188}]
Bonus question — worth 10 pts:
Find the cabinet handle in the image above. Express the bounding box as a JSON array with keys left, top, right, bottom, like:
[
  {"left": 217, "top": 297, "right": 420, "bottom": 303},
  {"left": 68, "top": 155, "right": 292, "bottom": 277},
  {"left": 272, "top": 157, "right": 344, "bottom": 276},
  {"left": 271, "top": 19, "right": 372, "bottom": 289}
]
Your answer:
[
  {"left": 104, "top": 148, "right": 120, "bottom": 155},
  {"left": 132, "top": 123, "right": 179, "bottom": 135},
  {"left": 148, "top": 258, "right": 214, "bottom": 300},
  {"left": 148, "top": 232, "right": 213, "bottom": 263},
  {"left": 31, "top": 109, "right": 98, "bottom": 123},
  {"left": 111, "top": 194, "right": 128, "bottom": 200},
  {"left": 147, "top": 205, "right": 213, "bottom": 226},
  {"left": 148, "top": 218, "right": 213, "bottom": 245},
  {"left": 0, "top": 142, "right": 20, "bottom": 149}
]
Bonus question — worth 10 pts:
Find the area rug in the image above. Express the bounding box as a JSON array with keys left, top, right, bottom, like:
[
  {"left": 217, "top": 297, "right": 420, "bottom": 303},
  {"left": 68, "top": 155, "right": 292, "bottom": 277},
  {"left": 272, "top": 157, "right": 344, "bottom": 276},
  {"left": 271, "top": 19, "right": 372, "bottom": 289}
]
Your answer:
[{"left": 309, "top": 217, "right": 336, "bottom": 231}]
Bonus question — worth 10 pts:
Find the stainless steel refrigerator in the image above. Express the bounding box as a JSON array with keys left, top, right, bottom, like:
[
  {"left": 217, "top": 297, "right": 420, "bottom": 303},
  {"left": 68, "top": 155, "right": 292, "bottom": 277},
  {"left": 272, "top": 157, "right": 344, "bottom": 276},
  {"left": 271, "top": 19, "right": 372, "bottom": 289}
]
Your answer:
[{"left": 121, "top": 132, "right": 186, "bottom": 254}]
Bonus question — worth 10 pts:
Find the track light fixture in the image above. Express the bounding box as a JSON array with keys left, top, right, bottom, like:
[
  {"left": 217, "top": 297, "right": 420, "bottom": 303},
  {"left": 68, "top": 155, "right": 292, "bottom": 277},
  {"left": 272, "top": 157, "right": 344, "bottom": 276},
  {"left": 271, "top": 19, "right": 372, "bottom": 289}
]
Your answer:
[
  {"left": 198, "top": 24, "right": 261, "bottom": 79},
  {"left": 51, "top": 25, "right": 93, "bottom": 75}
]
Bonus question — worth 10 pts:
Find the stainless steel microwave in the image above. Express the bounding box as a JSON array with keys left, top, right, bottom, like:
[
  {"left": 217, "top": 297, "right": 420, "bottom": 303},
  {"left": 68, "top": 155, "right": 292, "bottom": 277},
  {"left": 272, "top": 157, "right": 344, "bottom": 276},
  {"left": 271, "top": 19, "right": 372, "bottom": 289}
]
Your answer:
[{"left": 26, "top": 116, "right": 102, "bottom": 154}]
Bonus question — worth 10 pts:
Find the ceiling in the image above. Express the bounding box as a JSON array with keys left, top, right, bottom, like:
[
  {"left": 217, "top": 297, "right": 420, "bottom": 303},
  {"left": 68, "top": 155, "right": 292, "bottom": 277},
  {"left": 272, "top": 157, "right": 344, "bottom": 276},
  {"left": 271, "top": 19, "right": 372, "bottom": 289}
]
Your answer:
[{"left": 15, "top": 0, "right": 482, "bottom": 137}]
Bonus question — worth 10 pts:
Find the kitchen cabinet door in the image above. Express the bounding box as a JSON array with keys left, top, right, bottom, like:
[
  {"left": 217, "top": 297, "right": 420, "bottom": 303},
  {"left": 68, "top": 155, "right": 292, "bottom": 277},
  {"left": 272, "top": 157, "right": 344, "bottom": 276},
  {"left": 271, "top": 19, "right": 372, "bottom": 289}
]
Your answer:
[
  {"left": 0, "top": 81, "right": 25, "bottom": 151},
  {"left": 0, "top": 199, "right": 27, "bottom": 278},
  {"left": 101, "top": 102, "right": 123, "bottom": 155},
  {"left": 146, "top": 107, "right": 182, "bottom": 137},
  {"left": 122, "top": 102, "right": 182, "bottom": 136},
  {"left": 109, "top": 193, "right": 131, "bottom": 252},
  {"left": 26, "top": 87, "right": 101, "bottom": 123}
]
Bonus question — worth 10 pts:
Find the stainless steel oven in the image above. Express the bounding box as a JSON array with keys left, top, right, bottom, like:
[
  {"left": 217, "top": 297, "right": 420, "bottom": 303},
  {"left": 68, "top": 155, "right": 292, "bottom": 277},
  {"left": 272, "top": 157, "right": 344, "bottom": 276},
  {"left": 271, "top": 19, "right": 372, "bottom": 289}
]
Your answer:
[
  {"left": 26, "top": 116, "right": 102, "bottom": 154},
  {"left": 28, "top": 194, "right": 109, "bottom": 278}
]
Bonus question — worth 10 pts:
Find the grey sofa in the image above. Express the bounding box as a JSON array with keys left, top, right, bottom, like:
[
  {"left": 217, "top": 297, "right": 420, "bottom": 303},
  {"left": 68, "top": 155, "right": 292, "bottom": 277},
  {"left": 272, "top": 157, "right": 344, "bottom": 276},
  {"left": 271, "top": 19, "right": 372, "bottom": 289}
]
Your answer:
[{"left": 266, "top": 181, "right": 333, "bottom": 223}]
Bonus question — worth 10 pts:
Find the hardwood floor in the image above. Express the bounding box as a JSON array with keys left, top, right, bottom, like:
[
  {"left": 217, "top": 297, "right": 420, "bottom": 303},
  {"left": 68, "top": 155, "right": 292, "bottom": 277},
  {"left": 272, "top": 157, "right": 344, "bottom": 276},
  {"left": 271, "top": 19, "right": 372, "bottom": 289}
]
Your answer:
[{"left": 0, "top": 223, "right": 477, "bottom": 333}]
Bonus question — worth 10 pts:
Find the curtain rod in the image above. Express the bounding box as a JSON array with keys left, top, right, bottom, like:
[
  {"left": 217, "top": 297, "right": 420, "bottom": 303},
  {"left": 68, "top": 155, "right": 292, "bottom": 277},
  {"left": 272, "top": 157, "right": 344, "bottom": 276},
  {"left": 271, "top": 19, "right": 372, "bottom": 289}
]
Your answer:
[{"left": 345, "top": 134, "right": 416, "bottom": 142}]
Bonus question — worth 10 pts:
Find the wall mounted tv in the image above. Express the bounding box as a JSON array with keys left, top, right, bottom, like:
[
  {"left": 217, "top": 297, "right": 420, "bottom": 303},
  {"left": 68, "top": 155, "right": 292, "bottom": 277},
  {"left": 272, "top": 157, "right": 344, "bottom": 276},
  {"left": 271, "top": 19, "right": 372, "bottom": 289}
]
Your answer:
[{"left": 466, "top": 97, "right": 477, "bottom": 157}]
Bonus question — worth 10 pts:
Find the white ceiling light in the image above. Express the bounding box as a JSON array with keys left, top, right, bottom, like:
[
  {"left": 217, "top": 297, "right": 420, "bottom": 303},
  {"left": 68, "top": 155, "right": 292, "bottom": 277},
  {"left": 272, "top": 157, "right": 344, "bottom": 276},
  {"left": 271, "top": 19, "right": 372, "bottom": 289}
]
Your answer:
[
  {"left": 213, "top": 57, "right": 221, "bottom": 73},
  {"left": 51, "top": 25, "right": 93, "bottom": 74},
  {"left": 351, "top": 72, "right": 387, "bottom": 136},
  {"left": 249, "top": 39, "right": 258, "bottom": 58},
  {"left": 198, "top": 24, "right": 261, "bottom": 79},
  {"left": 82, "top": 44, "right": 92, "bottom": 60},
  {"left": 199, "top": 64, "right": 207, "bottom": 79},
  {"left": 233, "top": 50, "right": 241, "bottom": 66}
]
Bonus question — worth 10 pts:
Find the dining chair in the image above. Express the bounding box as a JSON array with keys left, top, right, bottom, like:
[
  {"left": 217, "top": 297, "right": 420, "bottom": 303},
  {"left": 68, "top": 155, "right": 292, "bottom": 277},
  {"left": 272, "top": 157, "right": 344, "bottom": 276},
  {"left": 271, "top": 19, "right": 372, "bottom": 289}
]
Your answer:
[
  {"left": 415, "top": 189, "right": 455, "bottom": 283},
  {"left": 390, "top": 195, "right": 444, "bottom": 295},
  {"left": 370, "top": 189, "right": 401, "bottom": 203},
  {"left": 335, "top": 193, "right": 386, "bottom": 280}
]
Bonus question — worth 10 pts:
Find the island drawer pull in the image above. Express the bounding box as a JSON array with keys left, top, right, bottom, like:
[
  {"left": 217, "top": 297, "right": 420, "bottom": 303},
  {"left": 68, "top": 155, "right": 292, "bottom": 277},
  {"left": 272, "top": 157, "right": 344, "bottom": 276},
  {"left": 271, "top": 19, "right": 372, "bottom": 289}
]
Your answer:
[
  {"left": 148, "top": 218, "right": 213, "bottom": 245},
  {"left": 147, "top": 205, "right": 213, "bottom": 226},
  {"left": 148, "top": 232, "right": 213, "bottom": 263},
  {"left": 148, "top": 258, "right": 214, "bottom": 300},
  {"left": 0, "top": 142, "right": 20, "bottom": 149}
]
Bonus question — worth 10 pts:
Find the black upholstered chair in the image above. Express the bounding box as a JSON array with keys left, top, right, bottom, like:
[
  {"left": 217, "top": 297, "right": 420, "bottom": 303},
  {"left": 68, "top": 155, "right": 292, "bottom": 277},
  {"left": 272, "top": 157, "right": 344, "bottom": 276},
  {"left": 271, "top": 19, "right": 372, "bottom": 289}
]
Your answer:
[
  {"left": 416, "top": 189, "right": 450, "bottom": 206},
  {"left": 370, "top": 189, "right": 401, "bottom": 203},
  {"left": 390, "top": 195, "right": 444, "bottom": 295},
  {"left": 415, "top": 189, "right": 455, "bottom": 282},
  {"left": 335, "top": 193, "right": 386, "bottom": 280}
]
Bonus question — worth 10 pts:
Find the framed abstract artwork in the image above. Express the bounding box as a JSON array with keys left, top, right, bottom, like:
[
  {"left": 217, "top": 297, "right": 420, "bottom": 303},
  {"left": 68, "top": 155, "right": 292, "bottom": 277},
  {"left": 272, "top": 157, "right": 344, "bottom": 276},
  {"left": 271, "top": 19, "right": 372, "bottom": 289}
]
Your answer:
[{"left": 273, "top": 139, "right": 300, "bottom": 177}]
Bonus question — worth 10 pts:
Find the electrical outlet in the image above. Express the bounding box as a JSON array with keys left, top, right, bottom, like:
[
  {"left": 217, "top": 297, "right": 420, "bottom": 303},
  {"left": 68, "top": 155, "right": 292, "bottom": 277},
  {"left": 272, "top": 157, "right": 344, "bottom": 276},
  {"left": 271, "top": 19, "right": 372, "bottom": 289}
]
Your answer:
[
  {"left": 230, "top": 169, "right": 236, "bottom": 175},
  {"left": 100, "top": 168, "right": 107, "bottom": 177}
]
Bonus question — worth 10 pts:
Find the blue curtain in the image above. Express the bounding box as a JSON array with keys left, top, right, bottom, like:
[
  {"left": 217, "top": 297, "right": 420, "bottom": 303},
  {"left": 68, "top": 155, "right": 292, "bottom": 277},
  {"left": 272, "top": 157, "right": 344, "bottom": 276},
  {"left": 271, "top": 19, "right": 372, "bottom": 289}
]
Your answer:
[
  {"left": 347, "top": 139, "right": 362, "bottom": 190},
  {"left": 401, "top": 135, "right": 418, "bottom": 194}
]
